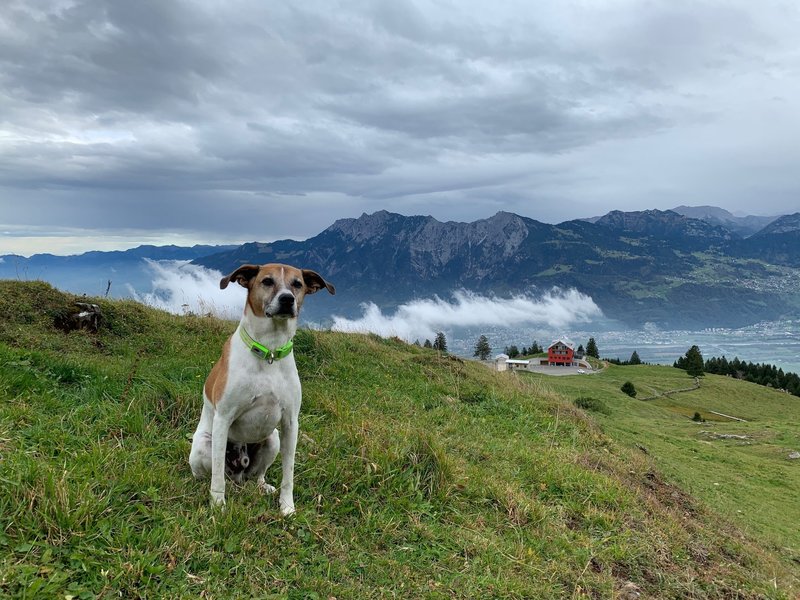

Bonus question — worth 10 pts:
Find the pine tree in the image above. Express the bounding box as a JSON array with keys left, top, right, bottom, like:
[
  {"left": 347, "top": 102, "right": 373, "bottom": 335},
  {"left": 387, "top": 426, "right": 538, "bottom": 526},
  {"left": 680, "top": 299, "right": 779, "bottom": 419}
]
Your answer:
[
  {"left": 629, "top": 350, "right": 641, "bottom": 365},
  {"left": 433, "top": 332, "right": 448, "bottom": 353},
  {"left": 505, "top": 345, "right": 520, "bottom": 358},
  {"left": 586, "top": 337, "right": 599, "bottom": 359},
  {"left": 680, "top": 345, "right": 704, "bottom": 377},
  {"left": 423, "top": 339, "right": 433, "bottom": 349},
  {"left": 473, "top": 335, "right": 492, "bottom": 361}
]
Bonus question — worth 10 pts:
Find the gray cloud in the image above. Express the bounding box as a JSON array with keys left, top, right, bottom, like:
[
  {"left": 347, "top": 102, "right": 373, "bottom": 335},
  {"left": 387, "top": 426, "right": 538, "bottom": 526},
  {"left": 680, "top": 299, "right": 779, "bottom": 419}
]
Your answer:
[{"left": 1, "top": 0, "right": 799, "bottom": 253}]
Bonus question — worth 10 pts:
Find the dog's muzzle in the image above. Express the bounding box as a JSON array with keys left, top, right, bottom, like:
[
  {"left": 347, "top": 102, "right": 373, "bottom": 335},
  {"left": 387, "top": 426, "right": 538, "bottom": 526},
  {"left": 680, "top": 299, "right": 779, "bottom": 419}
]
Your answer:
[{"left": 268, "top": 293, "right": 297, "bottom": 318}]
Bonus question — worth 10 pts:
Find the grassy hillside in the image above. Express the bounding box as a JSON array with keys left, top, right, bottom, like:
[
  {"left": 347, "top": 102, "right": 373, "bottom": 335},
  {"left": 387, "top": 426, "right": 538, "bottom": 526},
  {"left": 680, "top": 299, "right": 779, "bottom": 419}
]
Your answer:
[
  {"left": 0, "top": 281, "right": 797, "bottom": 598},
  {"left": 523, "top": 364, "right": 800, "bottom": 562}
]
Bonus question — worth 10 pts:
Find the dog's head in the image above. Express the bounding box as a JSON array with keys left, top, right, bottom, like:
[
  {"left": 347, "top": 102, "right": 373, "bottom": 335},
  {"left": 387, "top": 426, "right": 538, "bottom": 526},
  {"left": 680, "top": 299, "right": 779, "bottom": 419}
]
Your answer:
[{"left": 220, "top": 263, "right": 335, "bottom": 319}]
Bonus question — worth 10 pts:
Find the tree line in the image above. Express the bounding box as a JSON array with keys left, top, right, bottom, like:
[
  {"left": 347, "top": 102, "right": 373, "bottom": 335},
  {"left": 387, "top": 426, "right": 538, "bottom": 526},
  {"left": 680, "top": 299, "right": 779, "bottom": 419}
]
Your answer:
[
  {"left": 672, "top": 345, "right": 800, "bottom": 398},
  {"left": 414, "top": 332, "right": 448, "bottom": 352},
  {"left": 500, "top": 341, "right": 544, "bottom": 359},
  {"left": 605, "top": 351, "right": 642, "bottom": 366},
  {"left": 704, "top": 355, "right": 800, "bottom": 397}
]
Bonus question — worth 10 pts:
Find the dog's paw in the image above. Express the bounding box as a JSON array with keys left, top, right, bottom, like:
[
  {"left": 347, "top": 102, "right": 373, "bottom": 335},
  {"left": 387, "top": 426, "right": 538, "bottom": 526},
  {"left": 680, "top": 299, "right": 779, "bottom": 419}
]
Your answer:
[
  {"left": 210, "top": 491, "right": 226, "bottom": 509},
  {"left": 258, "top": 481, "right": 277, "bottom": 495},
  {"left": 279, "top": 501, "right": 296, "bottom": 517}
]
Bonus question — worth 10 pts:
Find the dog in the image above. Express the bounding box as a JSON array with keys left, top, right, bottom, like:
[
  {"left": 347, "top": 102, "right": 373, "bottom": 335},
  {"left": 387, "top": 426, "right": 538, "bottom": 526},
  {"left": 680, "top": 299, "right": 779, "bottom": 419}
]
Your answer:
[{"left": 189, "top": 263, "right": 335, "bottom": 515}]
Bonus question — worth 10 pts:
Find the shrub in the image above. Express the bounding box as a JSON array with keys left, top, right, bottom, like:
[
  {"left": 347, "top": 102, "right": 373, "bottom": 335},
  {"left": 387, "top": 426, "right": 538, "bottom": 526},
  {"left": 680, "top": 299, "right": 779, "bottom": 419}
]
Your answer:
[
  {"left": 573, "top": 396, "right": 610, "bottom": 415},
  {"left": 621, "top": 381, "right": 637, "bottom": 398},
  {"left": 692, "top": 411, "right": 705, "bottom": 422}
]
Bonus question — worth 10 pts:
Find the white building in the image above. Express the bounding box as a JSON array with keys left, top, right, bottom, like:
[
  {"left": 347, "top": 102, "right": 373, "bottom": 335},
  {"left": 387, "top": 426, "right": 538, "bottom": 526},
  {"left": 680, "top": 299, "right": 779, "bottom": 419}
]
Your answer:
[{"left": 494, "top": 353, "right": 510, "bottom": 371}]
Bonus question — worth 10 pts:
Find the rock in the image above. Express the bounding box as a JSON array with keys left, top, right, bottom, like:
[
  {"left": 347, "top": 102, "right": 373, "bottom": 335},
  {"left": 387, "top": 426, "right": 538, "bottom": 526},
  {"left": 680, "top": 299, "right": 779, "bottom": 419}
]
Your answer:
[
  {"left": 54, "top": 301, "right": 102, "bottom": 333},
  {"left": 789, "top": 451, "right": 800, "bottom": 460},
  {"left": 619, "top": 581, "right": 641, "bottom": 599}
]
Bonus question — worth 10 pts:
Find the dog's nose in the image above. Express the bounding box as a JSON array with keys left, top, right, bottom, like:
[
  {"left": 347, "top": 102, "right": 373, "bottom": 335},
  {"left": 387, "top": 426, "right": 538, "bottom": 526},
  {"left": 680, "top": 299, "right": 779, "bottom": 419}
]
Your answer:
[{"left": 278, "top": 293, "right": 295, "bottom": 307}]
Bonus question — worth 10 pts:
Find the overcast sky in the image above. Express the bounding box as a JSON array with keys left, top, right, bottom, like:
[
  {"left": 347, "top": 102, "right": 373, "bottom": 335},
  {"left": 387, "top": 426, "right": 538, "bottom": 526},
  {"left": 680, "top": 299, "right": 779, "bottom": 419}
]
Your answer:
[{"left": 1, "top": 0, "right": 799, "bottom": 255}]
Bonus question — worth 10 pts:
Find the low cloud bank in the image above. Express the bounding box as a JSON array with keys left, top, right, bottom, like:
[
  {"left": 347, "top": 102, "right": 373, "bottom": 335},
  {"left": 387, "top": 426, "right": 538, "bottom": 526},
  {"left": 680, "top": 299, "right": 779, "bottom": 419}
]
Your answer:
[
  {"left": 134, "top": 260, "right": 603, "bottom": 339},
  {"left": 332, "top": 289, "right": 603, "bottom": 341},
  {"left": 133, "top": 259, "right": 245, "bottom": 320}
]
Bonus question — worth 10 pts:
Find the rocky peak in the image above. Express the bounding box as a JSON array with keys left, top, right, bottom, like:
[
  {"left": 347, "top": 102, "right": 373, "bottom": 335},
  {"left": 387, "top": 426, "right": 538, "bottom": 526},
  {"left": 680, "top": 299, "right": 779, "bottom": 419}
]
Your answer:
[
  {"left": 595, "top": 209, "right": 681, "bottom": 230},
  {"left": 468, "top": 211, "right": 530, "bottom": 252},
  {"left": 595, "top": 209, "right": 733, "bottom": 240},
  {"left": 326, "top": 210, "right": 533, "bottom": 255},
  {"left": 326, "top": 210, "right": 430, "bottom": 243}
]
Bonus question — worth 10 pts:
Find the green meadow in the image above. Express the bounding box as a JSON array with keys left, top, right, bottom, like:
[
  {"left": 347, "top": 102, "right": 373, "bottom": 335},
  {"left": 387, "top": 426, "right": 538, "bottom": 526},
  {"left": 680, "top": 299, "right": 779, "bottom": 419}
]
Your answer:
[
  {"left": 0, "top": 281, "right": 797, "bottom": 598},
  {"left": 522, "top": 364, "right": 800, "bottom": 559}
]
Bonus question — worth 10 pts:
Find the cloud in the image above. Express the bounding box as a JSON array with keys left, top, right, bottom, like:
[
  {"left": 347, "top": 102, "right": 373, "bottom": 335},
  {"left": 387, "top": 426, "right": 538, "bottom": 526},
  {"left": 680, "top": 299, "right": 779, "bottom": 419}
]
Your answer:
[
  {"left": 132, "top": 259, "right": 245, "bottom": 320},
  {"left": 331, "top": 289, "right": 603, "bottom": 341},
  {"left": 132, "top": 259, "right": 603, "bottom": 344},
  {"left": 2, "top": 0, "right": 800, "bottom": 255}
]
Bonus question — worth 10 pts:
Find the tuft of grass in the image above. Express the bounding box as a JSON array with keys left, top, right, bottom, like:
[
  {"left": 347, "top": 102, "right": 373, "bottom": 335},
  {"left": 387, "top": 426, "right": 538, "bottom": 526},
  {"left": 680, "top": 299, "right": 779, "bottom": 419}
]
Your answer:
[{"left": 0, "top": 281, "right": 797, "bottom": 598}]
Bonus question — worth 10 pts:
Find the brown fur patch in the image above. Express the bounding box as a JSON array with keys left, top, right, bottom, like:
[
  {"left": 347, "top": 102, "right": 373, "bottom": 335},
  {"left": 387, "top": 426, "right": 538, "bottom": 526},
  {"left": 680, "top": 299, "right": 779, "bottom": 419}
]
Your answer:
[{"left": 204, "top": 337, "right": 231, "bottom": 406}]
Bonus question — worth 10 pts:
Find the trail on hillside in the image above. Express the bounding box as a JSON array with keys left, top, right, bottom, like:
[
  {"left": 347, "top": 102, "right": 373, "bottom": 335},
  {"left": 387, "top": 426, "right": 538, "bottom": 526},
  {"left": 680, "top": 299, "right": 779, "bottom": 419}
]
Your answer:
[{"left": 638, "top": 376, "right": 701, "bottom": 401}]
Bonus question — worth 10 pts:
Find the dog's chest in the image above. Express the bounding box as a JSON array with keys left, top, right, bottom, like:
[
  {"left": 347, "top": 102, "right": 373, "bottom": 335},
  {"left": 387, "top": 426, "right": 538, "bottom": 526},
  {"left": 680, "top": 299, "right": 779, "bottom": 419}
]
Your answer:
[
  {"left": 228, "top": 394, "right": 281, "bottom": 442},
  {"left": 224, "top": 358, "right": 300, "bottom": 443}
]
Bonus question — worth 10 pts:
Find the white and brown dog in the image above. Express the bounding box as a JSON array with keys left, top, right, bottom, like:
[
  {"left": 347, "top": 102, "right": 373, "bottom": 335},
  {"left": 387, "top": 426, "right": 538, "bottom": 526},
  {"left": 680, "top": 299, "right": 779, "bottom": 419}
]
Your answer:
[{"left": 189, "top": 263, "right": 335, "bottom": 515}]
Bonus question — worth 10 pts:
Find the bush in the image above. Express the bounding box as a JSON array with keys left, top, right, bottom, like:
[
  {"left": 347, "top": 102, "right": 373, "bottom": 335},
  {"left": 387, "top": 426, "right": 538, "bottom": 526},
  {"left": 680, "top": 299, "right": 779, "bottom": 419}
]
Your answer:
[
  {"left": 692, "top": 411, "right": 705, "bottom": 422},
  {"left": 621, "top": 381, "right": 637, "bottom": 398},
  {"left": 573, "top": 396, "right": 610, "bottom": 415}
]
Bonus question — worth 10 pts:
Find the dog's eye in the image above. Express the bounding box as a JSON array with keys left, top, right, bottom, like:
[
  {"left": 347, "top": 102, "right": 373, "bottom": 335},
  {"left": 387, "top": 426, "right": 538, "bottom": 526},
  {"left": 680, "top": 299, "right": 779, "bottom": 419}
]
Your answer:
[
  {"left": 291, "top": 280, "right": 303, "bottom": 289},
  {"left": 262, "top": 277, "right": 274, "bottom": 286}
]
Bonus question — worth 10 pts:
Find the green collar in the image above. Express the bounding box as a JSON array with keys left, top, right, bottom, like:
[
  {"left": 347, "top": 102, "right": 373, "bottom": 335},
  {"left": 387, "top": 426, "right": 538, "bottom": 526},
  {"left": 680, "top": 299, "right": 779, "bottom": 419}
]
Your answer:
[{"left": 239, "top": 327, "right": 294, "bottom": 364}]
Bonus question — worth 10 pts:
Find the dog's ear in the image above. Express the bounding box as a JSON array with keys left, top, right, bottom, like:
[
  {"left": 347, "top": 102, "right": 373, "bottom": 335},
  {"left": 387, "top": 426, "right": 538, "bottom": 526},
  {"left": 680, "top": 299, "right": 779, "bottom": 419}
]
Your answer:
[
  {"left": 302, "top": 269, "right": 336, "bottom": 295},
  {"left": 220, "top": 264, "right": 260, "bottom": 290}
]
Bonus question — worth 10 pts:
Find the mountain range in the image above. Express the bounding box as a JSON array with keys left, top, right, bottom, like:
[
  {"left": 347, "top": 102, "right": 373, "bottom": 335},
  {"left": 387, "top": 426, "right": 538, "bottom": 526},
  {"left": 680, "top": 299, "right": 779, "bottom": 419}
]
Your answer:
[
  {"left": 3, "top": 208, "right": 798, "bottom": 328},
  {"left": 191, "top": 208, "right": 800, "bottom": 328}
]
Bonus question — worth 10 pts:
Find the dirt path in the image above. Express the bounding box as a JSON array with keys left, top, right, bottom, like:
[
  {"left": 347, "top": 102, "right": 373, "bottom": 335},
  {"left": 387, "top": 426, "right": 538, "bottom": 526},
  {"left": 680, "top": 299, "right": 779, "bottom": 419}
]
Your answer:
[{"left": 638, "top": 377, "right": 701, "bottom": 401}]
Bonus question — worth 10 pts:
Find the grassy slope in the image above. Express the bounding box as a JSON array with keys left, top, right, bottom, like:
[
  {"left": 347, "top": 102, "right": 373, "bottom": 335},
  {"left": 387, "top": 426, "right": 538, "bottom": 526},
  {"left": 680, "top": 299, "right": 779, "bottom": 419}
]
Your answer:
[
  {"left": 525, "top": 365, "right": 800, "bottom": 561},
  {"left": 0, "top": 281, "right": 796, "bottom": 599}
]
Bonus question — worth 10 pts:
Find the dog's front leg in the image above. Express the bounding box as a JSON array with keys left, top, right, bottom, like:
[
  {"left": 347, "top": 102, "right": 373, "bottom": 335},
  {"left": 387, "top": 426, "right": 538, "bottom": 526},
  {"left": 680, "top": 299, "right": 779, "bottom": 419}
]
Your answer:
[
  {"left": 210, "top": 412, "right": 232, "bottom": 507},
  {"left": 279, "top": 413, "right": 299, "bottom": 516}
]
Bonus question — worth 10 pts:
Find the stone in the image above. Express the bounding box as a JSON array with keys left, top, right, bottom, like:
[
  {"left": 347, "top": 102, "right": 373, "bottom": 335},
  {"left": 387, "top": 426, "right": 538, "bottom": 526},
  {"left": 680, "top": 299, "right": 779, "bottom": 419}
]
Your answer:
[{"left": 54, "top": 301, "right": 102, "bottom": 333}]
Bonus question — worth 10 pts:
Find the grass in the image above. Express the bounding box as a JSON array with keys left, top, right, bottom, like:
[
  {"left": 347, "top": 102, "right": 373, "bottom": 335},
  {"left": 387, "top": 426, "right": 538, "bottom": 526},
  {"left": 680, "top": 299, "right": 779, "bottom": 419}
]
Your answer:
[
  {"left": 0, "top": 281, "right": 797, "bottom": 598},
  {"left": 522, "top": 364, "right": 800, "bottom": 561}
]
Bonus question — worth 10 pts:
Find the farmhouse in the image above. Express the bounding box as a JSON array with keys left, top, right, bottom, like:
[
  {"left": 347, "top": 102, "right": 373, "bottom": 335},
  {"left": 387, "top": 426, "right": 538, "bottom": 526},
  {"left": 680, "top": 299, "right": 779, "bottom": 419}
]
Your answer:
[
  {"left": 547, "top": 338, "right": 576, "bottom": 367},
  {"left": 495, "top": 341, "right": 592, "bottom": 374}
]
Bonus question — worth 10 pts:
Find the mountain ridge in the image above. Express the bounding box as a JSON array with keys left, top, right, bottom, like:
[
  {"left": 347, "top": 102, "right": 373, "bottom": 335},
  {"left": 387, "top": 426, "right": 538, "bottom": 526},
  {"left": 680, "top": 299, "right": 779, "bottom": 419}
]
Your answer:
[
  {"left": 193, "top": 208, "right": 800, "bottom": 328},
  {"left": 3, "top": 207, "right": 798, "bottom": 329}
]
